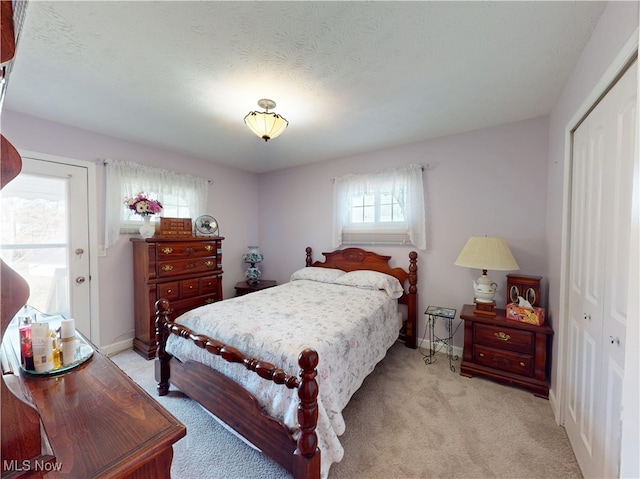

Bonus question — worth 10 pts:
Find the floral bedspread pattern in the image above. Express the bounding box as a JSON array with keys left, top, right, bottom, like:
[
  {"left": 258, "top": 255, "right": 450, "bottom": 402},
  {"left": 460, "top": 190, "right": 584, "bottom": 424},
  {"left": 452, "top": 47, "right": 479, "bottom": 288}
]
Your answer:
[{"left": 166, "top": 278, "right": 400, "bottom": 478}]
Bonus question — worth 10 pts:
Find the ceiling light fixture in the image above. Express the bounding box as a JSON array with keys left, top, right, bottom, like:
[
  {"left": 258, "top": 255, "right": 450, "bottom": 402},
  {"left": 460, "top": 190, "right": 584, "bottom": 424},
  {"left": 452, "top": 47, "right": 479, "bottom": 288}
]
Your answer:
[{"left": 244, "top": 99, "right": 288, "bottom": 142}]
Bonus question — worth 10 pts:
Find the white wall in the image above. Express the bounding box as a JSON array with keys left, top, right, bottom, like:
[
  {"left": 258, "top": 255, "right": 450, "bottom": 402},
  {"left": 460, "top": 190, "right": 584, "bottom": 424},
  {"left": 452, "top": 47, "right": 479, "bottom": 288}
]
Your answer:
[
  {"left": 2, "top": 111, "right": 260, "bottom": 349},
  {"left": 258, "top": 116, "right": 550, "bottom": 348},
  {"left": 1, "top": 112, "right": 550, "bottom": 353}
]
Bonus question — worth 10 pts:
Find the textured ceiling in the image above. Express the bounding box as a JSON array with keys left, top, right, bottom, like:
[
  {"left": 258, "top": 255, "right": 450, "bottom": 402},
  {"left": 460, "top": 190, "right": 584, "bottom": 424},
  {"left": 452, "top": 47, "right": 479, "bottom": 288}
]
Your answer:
[{"left": 5, "top": 1, "right": 607, "bottom": 173}]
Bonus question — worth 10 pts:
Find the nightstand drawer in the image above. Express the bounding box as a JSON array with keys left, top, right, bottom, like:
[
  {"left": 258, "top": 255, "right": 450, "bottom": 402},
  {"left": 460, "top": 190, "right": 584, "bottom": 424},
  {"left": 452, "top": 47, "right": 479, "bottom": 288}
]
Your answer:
[
  {"left": 473, "top": 345, "right": 533, "bottom": 377},
  {"left": 157, "top": 281, "right": 180, "bottom": 301},
  {"left": 200, "top": 276, "right": 218, "bottom": 294},
  {"left": 156, "top": 241, "right": 219, "bottom": 259},
  {"left": 474, "top": 323, "right": 534, "bottom": 354},
  {"left": 171, "top": 295, "right": 217, "bottom": 318},
  {"left": 157, "top": 258, "right": 218, "bottom": 278},
  {"left": 181, "top": 278, "right": 200, "bottom": 298}
]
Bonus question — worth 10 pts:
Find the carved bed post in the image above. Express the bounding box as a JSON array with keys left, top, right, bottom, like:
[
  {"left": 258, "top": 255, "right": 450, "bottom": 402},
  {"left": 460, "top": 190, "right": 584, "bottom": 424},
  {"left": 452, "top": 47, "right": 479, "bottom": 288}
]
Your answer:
[
  {"left": 405, "top": 251, "right": 418, "bottom": 348},
  {"left": 155, "top": 298, "right": 172, "bottom": 396},
  {"left": 305, "top": 247, "right": 313, "bottom": 267},
  {"left": 293, "top": 348, "right": 321, "bottom": 479}
]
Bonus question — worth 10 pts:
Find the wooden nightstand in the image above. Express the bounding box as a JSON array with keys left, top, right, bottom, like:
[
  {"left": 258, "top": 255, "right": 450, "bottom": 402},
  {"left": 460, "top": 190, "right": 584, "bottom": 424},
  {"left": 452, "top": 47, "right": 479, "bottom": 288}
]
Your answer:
[
  {"left": 459, "top": 304, "right": 553, "bottom": 398},
  {"left": 235, "top": 280, "right": 277, "bottom": 296}
]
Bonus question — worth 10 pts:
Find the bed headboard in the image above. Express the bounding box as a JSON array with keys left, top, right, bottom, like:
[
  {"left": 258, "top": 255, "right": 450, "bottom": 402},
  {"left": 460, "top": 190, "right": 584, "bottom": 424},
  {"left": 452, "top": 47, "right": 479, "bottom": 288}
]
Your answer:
[
  {"left": 305, "top": 246, "right": 418, "bottom": 348},
  {"left": 305, "top": 247, "right": 410, "bottom": 285}
]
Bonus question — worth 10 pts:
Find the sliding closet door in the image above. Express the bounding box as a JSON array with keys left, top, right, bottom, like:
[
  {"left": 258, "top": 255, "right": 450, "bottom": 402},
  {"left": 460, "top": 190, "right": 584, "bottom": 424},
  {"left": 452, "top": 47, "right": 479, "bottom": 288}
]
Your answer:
[{"left": 564, "top": 59, "right": 636, "bottom": 479}]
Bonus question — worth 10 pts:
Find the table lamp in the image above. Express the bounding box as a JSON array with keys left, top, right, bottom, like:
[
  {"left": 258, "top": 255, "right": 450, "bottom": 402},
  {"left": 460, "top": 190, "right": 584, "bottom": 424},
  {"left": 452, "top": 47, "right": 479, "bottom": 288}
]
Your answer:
[
  {"left": 454, "top": 236, "right": 520, "bottom": 316},
  {"left": 243, "top": 246, "right": 264, "bottom": 284}
]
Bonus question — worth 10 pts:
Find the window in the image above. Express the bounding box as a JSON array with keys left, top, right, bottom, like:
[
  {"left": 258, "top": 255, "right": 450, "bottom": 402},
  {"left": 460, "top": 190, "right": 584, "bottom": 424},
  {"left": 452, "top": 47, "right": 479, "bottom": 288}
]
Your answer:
[
  {"left": 333, "top": 164, "right": 426, "bottom": 249},
  {"left": 104, "top": 160, "right": 208, "bottom": 249}
]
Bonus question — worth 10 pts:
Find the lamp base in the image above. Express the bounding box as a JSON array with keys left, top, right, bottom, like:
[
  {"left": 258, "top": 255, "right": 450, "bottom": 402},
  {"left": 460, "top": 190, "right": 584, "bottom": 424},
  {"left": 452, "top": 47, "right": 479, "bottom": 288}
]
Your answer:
[{"left": 473, "top": 300, "right": 497, "bottom": 317}]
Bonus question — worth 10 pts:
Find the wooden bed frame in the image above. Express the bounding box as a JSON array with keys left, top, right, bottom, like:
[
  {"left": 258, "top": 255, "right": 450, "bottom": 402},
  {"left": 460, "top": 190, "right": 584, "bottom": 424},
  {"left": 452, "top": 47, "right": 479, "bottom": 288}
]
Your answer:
[{"left": 155, "top": 247, "right": 418, "bottom": 479}]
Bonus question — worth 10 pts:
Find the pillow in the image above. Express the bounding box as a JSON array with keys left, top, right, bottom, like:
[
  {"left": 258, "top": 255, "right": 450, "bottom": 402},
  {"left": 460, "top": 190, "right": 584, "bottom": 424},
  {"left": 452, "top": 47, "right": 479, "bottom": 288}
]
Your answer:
[
  {"left": 333, "top": 270, "right": 404, "bottom": 299},
  {"left": 290, "top": 267, "right": 346, "bottom": 284}
]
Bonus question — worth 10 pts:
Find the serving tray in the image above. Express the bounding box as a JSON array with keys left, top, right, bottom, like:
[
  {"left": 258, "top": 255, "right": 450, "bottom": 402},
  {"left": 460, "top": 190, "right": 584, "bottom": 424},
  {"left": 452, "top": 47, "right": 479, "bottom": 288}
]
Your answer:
[{"left": 21, "top": 335, "right": 94, "bottom": 375}]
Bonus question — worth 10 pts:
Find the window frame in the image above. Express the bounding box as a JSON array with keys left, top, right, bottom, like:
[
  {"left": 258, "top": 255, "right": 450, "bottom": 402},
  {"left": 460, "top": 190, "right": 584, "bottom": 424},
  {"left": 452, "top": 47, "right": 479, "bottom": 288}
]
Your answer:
[
  {"left": 332, "top": 164, "right": 426, "bottom": 249},
  {"left": 104, "top": 159, "right": 208, "bottom": 249}
]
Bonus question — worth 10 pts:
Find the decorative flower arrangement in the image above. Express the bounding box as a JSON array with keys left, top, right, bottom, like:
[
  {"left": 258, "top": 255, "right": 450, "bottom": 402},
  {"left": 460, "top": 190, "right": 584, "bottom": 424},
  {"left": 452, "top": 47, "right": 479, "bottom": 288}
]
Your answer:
[{"left": 124, "top": 193, "right": 163, "bottom": 216}]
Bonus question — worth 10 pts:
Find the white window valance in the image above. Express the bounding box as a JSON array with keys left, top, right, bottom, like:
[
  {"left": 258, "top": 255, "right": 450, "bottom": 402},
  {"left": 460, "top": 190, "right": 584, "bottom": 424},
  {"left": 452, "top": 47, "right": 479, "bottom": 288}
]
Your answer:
[
  {"left": 332, "top": 164, "right": 427, "bottom": 250},
  {"left": 104, "top": 159, "right": 208, "bottom": 249}
]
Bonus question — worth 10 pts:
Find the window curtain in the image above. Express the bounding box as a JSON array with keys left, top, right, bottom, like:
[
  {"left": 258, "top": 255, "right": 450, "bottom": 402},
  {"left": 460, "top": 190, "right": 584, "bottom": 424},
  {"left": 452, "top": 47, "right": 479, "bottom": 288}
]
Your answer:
[
  {"left": 104, "top": 159, "right": 208, "bottom": 249},
  {"left": 332, "top": 163, "right": 426, "bottom": 250}
]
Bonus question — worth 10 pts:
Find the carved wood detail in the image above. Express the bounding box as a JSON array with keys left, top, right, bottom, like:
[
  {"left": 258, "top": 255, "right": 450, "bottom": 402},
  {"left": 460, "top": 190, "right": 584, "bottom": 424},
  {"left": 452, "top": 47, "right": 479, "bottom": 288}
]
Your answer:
[
  {"left": 0, "top": 0, "right": 16, "bottom": 65},
  {"left": 154, "top": 246, "right": 418, "bottom": 479},
  {"left": 156, "top": 298, "right": 303, "bottom": 390},
  {"left": 1, "top": 134, "right": 57, "bottom": 475},
  {"left": 155, "top": 297, "right": 321, "bottom": 478}
]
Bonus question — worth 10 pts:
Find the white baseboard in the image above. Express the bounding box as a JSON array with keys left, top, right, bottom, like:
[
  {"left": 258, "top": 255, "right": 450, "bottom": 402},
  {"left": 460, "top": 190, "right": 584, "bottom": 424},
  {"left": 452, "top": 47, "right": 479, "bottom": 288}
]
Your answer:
[
  {"left": 100, "top": 338, "right": 133, "bottom": 357},
  {"left": 417, "top": 337, "right": 464, "bottom": 360},
  {"left": 548, "top": 387, "right": 559, "bottom": 423}
]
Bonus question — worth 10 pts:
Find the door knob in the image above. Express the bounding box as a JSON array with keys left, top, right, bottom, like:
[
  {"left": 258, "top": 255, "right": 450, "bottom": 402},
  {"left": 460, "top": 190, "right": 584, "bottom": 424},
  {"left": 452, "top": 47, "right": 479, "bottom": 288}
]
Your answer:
[
  {"left": 584, "top": 313, "right": 591, "bottom": 321},
  {"left": 610, "top": 336, "right": 620, "bottom": 345},
  {"left": 76, "top": 276, "right": 86, "bottom": 284}
]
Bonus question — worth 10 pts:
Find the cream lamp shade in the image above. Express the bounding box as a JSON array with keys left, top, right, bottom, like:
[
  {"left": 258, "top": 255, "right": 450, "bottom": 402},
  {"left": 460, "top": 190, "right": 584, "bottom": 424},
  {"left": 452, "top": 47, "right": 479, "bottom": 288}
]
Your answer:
[
  {"left": 454, "top": 236, "right": 520, "bottom": 314},
  {"left": 244, "top": 99, "right": 288, "bottom": 141}
]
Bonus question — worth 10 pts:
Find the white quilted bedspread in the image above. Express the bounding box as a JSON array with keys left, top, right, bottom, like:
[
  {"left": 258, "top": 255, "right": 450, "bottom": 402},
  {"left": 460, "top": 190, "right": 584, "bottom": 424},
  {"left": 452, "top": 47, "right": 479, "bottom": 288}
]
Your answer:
[{"left": 165, "top": 278, "right": 400, "bottom": 478}]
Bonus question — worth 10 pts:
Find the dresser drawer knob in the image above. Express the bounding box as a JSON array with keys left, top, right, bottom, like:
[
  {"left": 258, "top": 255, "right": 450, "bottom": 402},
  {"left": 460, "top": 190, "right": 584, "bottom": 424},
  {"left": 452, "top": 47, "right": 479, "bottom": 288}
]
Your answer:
[
  {"left": 205, "top": 298, "right": 215, "bottom": 304},
  {"left": 167, "top": 289, "right": 172, "bottom": 294},
  {"left": 494, "top": 332, "right": 510, "bottom": 342},
  {"left": 162, "top": 247, "right": 173, "bottom": 254},
  {"left": 520, "top": 362, "right": 525, "bottom": 367},
  {"left": 184, "top": 247, "right": 196, "bottom": 254},
  {"left": 479, "top": 352, "right": 485, "bottom": 358},
  {"left": 204, "top": 260, "right": 214, "bottom": 267},
  {"left": 204, "top": 245, "right": 213, "bottom": 251},
  {"left": 161, "top": 265, "right": 174, "bottom": 272},
  {"left": 189, "top": 285, "right": 194, "bottom": 289}
]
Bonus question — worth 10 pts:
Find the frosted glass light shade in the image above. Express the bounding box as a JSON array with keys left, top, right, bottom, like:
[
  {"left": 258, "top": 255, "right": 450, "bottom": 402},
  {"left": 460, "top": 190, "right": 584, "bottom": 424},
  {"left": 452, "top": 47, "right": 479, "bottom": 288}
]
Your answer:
[
  {"left": 454, "top": 237, "right": 520, "bottom": 271},
  {"left": 244, "top": 111, "right": 288, "bottom": 141}
]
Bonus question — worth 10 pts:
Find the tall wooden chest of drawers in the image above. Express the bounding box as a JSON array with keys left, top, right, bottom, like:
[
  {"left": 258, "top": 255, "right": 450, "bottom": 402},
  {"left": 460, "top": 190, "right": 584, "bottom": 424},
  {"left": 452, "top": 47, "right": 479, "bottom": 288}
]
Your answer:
[
  {"left": 131, "top": 237, "right": 224, "bottom": 359},
  {"left": 459, "top": 304, "right": 552, "bottom": 398}
]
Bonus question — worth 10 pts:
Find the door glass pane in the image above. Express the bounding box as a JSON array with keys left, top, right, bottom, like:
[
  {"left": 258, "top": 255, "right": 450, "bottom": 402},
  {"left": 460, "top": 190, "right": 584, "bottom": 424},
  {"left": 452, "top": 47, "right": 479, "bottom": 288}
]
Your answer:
[{"left": 0, "top": 174, "right": 70, "bottom": 317}]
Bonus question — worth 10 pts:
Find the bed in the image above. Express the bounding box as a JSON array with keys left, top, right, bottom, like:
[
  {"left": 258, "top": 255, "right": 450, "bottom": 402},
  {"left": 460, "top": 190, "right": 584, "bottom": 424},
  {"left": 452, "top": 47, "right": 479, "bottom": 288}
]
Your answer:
[{"left": 155, "top": 246, "right": 418, "bottom": 479}]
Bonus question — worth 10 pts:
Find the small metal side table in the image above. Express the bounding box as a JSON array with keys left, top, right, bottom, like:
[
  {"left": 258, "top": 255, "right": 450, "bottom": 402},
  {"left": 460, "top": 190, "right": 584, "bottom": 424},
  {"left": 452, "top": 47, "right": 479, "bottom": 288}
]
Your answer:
[{"left": 425, "top": 306, "right": 458, "bottom": 372}]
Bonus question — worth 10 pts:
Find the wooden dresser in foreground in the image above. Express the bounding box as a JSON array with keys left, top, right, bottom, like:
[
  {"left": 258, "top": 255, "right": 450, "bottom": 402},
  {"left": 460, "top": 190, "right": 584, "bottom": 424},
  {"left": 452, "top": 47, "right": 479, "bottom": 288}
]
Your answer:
[
  {"left": 1, "top": 330, "right": 186, "bottom": 478},
  {"left": 131, "top": 237, "right": 224, "bottom": 359},
  {"left": 459, "top": 304, "right": 553, "bottom": 398}
]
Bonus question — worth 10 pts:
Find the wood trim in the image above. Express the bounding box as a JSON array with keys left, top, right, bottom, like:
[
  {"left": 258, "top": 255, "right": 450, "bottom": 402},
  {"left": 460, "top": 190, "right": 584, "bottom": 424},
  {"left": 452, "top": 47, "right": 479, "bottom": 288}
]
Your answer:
[
  {"left": 1, "top": 0, "right": 16, "bottom": 64},
  {"left": 155, "top": 298, "right": 320, "bottom": 478},
  {"left": 311, "top": 247, "right": 409, "bottom": 284},
  {"left": 310, "top": 247, "right": 418, "bottom": 348},
  {"left": 155, "top": 246, "right": 418, "bottom": 479}
]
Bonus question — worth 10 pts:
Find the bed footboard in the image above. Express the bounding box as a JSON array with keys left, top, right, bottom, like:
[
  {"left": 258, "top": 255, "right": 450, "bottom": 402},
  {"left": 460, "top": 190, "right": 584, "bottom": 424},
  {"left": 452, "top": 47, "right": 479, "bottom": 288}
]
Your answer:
[{"left": 154, "top": 299, "right": 320, "bottom": 479}]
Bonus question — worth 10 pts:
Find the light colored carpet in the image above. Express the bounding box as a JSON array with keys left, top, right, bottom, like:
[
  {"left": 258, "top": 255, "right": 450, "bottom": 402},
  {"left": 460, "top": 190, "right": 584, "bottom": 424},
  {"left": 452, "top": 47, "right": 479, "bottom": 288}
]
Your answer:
[{"left": 110, "top": 342, "right": 582, "bottom": 479}]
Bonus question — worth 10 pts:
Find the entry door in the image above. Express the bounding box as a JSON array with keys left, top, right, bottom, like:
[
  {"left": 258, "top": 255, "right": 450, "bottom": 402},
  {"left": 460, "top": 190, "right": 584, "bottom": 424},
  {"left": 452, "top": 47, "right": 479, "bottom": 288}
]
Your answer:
[
  {"left": 565, "top": 59, "right": 636, "bottom": 478},
  {"left": 0, "top": 157, "right": 92, "bottom": 337}
]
